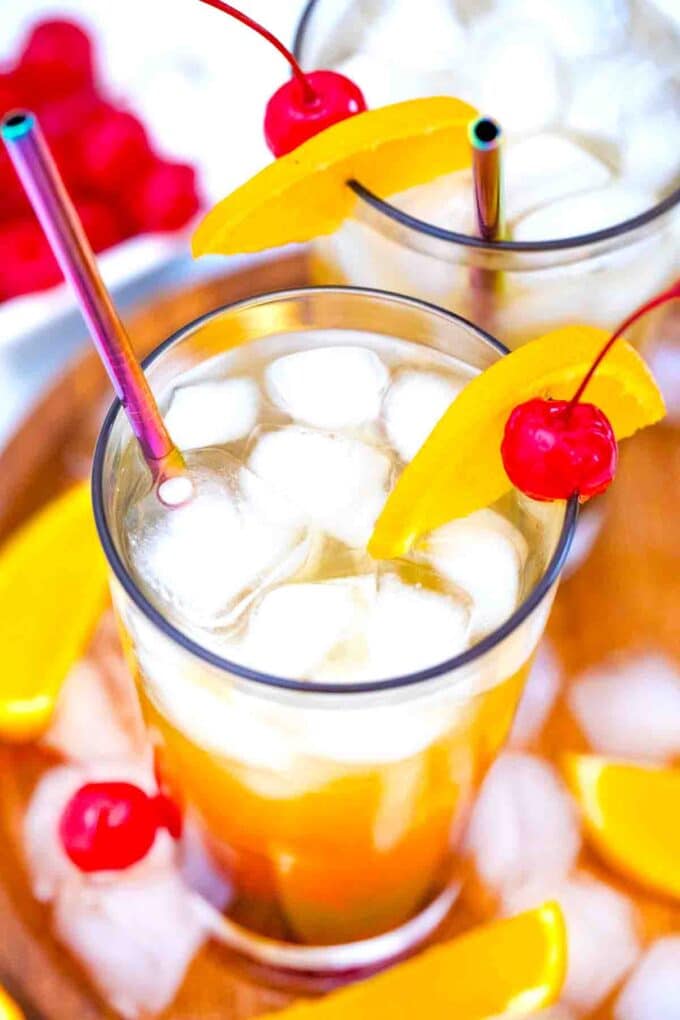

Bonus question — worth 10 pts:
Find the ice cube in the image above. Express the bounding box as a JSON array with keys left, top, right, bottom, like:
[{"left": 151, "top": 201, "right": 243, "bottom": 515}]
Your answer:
[
  {"left": 164, "top": 377, "right": 260, "bottom": 451},
  {"left": 467, "top": 19, "right": 563, "bottom": 134},
  {"left": 510, "top": 641, "right": 562, "bottom": 748},
  {"left": 422, "top": 509, "right": 528, "bottom": 637},
  {"left": 568, "top": 652, "right": 680, "bottom": 763},
  {"left": 361, "top": 0, "right": 467, "bottom": 71},
  {"left": 465, "top": 752, "right": 580, "bottom": 900},
  {"left": 363, "top": 573, "right": 470, "bottom": 679},
  {"left": 23, "top": 760, "right": 171, "bottom": 904},
  {"left": 53, "top": 870, "right": 207, "bottom": 1020},
  {"left": 623, "top": 107, "right": 680, "bottom": 194},
  {"left": 125, "top": 450, "right": 310, "bottom": 629},
  {"left": 615, "top": 937, "right": 680, "bottom": 1020},
  {"left": 383, "top": 369, "right": 464, "bottom": 462},
  {"left": 238, "top": 579, "right": 363, "bottom": 679},
  {"left": 504, "top": 134, "right": 611, "bottom": 223},
  {"left": 334, "top": 52, "right": 459, "bottom": 109},
  {"left": 395, "top": 168, "right": 477, "bottom": 234},
  {"left": 494, "top": 0, "right": 630, "bottom": 60},
  {"left": 505, "top": 873, "right": 640, "bottom": 1014},
  {"left": 265, "top": 345, "right": 388, "bottom": 430},
  {"left": 248, "top": 426, "right": 392, "bottom": 548},
  {"left": 43, "top": 658, "right": 146, "bottom": 764},
  {"left": 513, "top": 184, "right": 656, "bottom": 241}
]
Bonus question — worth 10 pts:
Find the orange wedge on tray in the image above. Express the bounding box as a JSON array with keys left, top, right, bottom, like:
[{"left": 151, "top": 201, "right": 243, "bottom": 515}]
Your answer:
[
  {"left": 369, "top": 324, "right": 665, "bottom": 559},
  {"left": 192, "top": 96, "right": 476, "bottom": 255},
  {"left": 564, "top": 753, "right": 680, "bottom": 902},
  {"left": 257, "top": 903, "right": 566, "bottom": 1019},
  {"left": 0, "top": 482, "right": 109, "bottom": 742}
]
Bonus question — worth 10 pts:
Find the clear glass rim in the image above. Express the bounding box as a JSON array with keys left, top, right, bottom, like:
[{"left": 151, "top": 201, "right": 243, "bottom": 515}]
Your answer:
[
  {"left": 293, "top": 0, "right": 680, "bottom": 254},
  {"left": 92, "top": 284, "right": 578, "bottom": 696}
]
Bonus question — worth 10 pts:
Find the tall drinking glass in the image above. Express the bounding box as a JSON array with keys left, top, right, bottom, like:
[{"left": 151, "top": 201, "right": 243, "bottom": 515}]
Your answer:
[
  {"left": 93, "top": 287, "right": 576, "bottom": 976},
  {"left": 294, "top": 0, "right": 680, "bottom": 350}
]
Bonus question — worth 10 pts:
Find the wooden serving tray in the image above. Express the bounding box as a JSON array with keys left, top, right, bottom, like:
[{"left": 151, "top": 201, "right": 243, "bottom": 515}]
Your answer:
[{"left": 0, "top": 254, "right": 678, "bottom": 1019}]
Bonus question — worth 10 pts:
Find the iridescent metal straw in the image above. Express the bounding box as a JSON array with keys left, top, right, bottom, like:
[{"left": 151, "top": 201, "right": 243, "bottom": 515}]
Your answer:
[
  {"left": 469, "top": 115, "right": 504, "bottom": 241},
  {"left": 1, "top": 110, "right": 184, "bottom": 490},
  {"left": 468, "top": 115, "right": 505, "bottom": 330}
]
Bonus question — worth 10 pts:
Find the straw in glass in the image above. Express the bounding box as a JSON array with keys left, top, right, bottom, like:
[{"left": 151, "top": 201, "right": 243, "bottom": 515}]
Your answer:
[
  {"left": 468, "top": 115, "right": 505, "bottom": 330},
  {"left": 1, "top": 110, "right": 185, "bottom": 496}
]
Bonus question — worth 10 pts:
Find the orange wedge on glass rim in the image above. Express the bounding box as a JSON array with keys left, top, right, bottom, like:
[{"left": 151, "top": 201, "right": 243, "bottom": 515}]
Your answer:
[
  {"left": 257, "top": 903, "right": 566, "bottom": 1020},
  {"left": 369, "top": 324, "right": 665, "bottom": 559},
  {"left": 564, "top": 753, "right": 680, "bottom": 902},
  {"left": 192, "top": 96, "right": 476, "bottom": 256},
  {"left": 0, "top": 481, "right": 109, "bottom": 742}
]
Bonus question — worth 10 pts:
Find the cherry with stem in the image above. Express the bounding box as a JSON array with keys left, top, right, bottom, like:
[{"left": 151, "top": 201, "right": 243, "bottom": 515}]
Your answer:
[
  {"left": 502, "top": 278, "right": 679, "bottom": 503},
  {"left": 196, "top": 0, "right": 366, "bottom": 156}
]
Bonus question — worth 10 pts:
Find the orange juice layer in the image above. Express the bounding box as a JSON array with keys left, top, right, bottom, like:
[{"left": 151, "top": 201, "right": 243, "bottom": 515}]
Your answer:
[{"left": 140, "top": 663, "right": 528, "bottom": 946}]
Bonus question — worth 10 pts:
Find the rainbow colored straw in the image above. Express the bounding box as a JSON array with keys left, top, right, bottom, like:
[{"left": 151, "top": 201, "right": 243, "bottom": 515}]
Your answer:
[
  {"left": 468, "top": 115, "right": 505, "bottom": 242},
  {"left": 1, "top": 110, "right": 184, "bottom": 489},
  {"left": 467, "top": 115, "right": 505, "bottom": 330}
]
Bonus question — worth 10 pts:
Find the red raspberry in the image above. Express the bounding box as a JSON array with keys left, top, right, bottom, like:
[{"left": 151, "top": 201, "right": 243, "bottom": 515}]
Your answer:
[
  {"left": 0, "top": 218, "right": 62, "bottom": 299},
  {"left": 76, "top": 198, "right": 125, "bottom": 252},
  {"left": 0, "top": 150, "right": 30, "bottom": 219},
  {"left": 129, "top": 161, "right": 201, "bottom": 232},
  {"left": 20, "top": 19, "right": 95, "bottom": 101},
  {"left": 76, "top": 110, "right": 153, "bottom": 196},
  {"left": 0, "top": 72, "right": 21, "bottom": 118},
  {"left": 37, "top": 94, "right": 111, "bottom": 188}
]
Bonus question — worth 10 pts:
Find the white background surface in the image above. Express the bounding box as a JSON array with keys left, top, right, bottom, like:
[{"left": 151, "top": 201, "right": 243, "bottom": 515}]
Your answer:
[{"left": 0, "top": 0, "right": 308, "bottom": 450}]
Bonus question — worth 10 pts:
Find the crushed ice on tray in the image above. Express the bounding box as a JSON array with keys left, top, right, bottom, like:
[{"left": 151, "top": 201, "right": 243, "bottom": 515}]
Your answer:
[
  {"left": 505, "top": 872, "right": 641, "bottom": 1014},
  {"left": 465, "top": 752, "right": 580, "bottom": 902},
  {"left": 54, "top": 868, "right": 207, "bottom": 1020},
  {"left": 568, "top": 651, "right": 680, "bottom": 763},
  {"left": 615, "top": 937, "right": 680, "bottom": 1020}
]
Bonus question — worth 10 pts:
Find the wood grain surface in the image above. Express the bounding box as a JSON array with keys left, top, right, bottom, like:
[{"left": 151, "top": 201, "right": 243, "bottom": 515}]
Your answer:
[{"left": 0, "top": 255, "right": 677, "bottom": 1019}]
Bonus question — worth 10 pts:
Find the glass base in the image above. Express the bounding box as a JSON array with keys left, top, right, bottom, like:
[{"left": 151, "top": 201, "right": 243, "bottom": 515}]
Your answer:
[{"left": 193, "top": 882, "right": 460, "bottom": 989}]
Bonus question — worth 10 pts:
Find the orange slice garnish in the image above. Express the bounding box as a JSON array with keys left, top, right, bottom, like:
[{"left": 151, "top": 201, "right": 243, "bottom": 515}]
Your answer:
[
  {"left": 564, "top": 754, "right": 680, "bottom": 901},
  {"left": 192, "top": 96, "right": 476, "bottom": 255},
  {"left": 0, "top": 482, "right": 109, "bottom": 742},
  {"left": 369, "top": 325, "right": 665, "bottom": 559},
  {"left": 257, "top": 903, "right": 566, "bottom": 1020}
]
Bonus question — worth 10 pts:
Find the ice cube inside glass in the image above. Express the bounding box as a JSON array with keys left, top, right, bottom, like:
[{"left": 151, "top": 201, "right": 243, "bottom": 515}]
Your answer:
[{"left": 93, "top": 288, "right": 575, "bottom": 973}]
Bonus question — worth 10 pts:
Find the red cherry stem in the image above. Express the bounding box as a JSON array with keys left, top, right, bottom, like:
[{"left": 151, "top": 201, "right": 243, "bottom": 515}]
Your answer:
[
  {"left": 197, "top": 0, "right": 317, "bottom": 104},
  {"left": 568, "top": 277, "right": 680, "bottom": 411}
]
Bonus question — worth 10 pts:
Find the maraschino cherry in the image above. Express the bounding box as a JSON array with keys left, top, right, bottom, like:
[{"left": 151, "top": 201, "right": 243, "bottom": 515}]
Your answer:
[
  {"left": 59, "top": 781, "right": 182, "bottom": 873},
  {"left": 502, "top": 279, "right": 680, "bottom": 502},
  {"left": 198, "top": 0, "right": 367, "bottom": 157}
]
